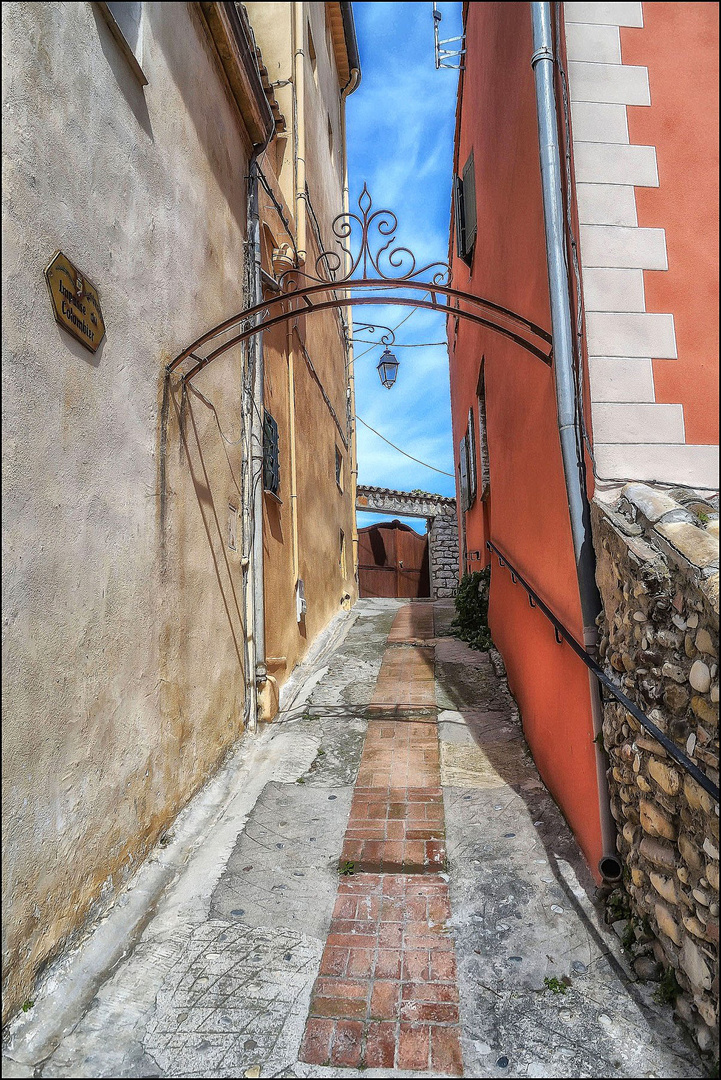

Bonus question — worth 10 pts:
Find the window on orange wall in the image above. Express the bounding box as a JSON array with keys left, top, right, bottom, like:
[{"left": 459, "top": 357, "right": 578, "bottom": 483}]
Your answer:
[
  {"left": 458, "top": 435, "right": 469, "bottom": 512},
  {"left": 467, "top": 407, "right": 477, "bottom": 508},
  {"left": 477, "top": 364, "right": 491, "bottom": 501},
  {"left": 453, "top": 150, "right": 476, "bottom": 267}
]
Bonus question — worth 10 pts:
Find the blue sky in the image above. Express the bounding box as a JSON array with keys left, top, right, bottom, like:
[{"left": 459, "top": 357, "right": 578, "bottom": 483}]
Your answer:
[{"left": 347, "top": 2, "right": 462, "bottom": 528}]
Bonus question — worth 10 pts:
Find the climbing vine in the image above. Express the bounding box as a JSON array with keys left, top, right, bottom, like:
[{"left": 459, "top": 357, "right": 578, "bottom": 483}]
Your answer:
[{"left": 451, "top": 568, "right": 492, "bottom": 651}]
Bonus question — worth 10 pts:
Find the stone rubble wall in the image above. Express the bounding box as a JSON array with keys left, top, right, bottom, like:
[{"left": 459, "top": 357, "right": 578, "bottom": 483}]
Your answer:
[
  {"left": 591, "top": 483, "right": 719, "bottom": 1057},
  {"left": 429, "top": 514, "right": 459, "bottom": 598}
]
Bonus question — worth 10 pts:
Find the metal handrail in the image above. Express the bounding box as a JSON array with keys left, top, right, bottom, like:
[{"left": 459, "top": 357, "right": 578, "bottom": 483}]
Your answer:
[{"left": 486, "top": 540, "right": 719, "bottom": 803}]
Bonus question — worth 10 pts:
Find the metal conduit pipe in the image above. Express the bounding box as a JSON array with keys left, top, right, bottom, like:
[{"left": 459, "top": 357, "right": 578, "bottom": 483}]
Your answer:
[{"left": 530, "top": 2, "right": 621, "bottom": 882}]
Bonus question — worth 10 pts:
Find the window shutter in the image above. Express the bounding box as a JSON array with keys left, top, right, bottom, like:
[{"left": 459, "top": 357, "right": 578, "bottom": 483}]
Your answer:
[
  {"left": 263, "top": 410, "right": 280, "bottom": 495},
  {"left": 477, "top": 366, "right": 491, "bottom": 501},
  {"left": 453, "top": 175, "right": 466, "bottom": 259},
  {"left": 458, "top": 435, "right": 469, "bottom": 512},
  {"left": 462, "top": 151, "right": 476, "bottom": 254},
  {"left": 467, "top": 408, "right": 477, "bottom": 506}
]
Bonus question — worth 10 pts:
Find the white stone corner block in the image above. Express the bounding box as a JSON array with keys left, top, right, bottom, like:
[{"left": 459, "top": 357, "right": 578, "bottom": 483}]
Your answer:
[
  {"left": 594, "top": 443, "right": 720, "bottom": 490},
  {"left": 589, "top": 357, "right": 655, "bottom": 402},
  {"left": 582, "top": 267, "right": 646, "bottom": 312},
  {"left": 575, "top": 184, "right": 638, "bottom": 227},
  {"left": 564, "top": 3, "right": 643, "bottom": 28},
  {"left": 579, "top": 225, "right": 668, "bottom": 270},
  {"left": 573, "top": 142, "right": 659, "bottom": 188},
  {"left": 564, "top": 22, "right": 622, "bottom": 64},
  {"left": 567, "top": 61, "right": 650, "bottom": 106},
  {"left": 571, "top": 102, "right": 629, "bottom": 144},
  {"left": 586, "top": 312, "right": 677, "bottom": 359},
  {"left": 591, "top": 402, "right": 685, "bottom": 444}
]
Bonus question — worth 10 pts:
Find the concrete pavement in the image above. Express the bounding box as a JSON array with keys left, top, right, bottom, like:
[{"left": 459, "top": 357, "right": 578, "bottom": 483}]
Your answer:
[{"left": 2, "top": 599, "right": 704, "bottom": 1077}]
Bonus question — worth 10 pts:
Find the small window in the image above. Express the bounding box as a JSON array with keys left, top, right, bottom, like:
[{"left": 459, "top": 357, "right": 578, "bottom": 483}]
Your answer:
[
  {"left": 263, "top": 410, "right": 280, "bottom": 497},
  {"left": 458, "top": 435, "right": 469, "bottom": 513},
  {"left": 339, "top": 529, "right": 347, "bottom": 577},
  {"left": 308, "top": 23, "right": 317, "bottom": 83},
  {"left": 227, "top": 504, "right": 238, "bottom": 551},
  {"left": 97, "top": 2, "right": 147, "bottom": 85},
  {"left": 467, "top": 407, "right": 477, "bottom": 508},
  {"left": 453, "top": 150, "right": 476, "bottom": 266},
  {"left": 335, "top": 446, "right": 343, "bottom": 491},
  {"left": 477, "top": 364, "right": 491, "bottom": 501}
]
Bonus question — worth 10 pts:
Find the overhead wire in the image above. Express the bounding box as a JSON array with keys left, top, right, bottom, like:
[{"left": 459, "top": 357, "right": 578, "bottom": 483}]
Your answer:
[{"left": 356, "top": 415, "right": 455, "bottom": 478}]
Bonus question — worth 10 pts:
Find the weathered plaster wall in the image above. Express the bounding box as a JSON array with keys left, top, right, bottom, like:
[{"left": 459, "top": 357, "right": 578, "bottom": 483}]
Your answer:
[
  {"left": 2, "top": 2, "right": 254, "bottom": 1019},
  {"left": 592, "top": 484, "right": 719, "bottom": 1056}
]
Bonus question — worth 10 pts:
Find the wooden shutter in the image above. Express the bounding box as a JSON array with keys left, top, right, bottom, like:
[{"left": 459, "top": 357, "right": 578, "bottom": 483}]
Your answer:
[
  {"left": 458, "top": 435, "right": 469, "bottom": 512},
  {"left": 453, "top": 175, "right": 466, "bottom": 259},
  {"left": 263, "top": 410, "right": 280, "bottom": 495},
  {"left": 462, "top": 151, "right": 476, "bottom": 254},
  {"left": 477, "top": 365, "right": 491, "bottom": 501},
  {"left": 467, "top": 407, "right": 477, "bottom": 506}
]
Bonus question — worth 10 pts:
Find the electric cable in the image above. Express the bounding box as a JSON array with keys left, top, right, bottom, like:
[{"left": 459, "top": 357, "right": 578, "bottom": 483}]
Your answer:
[{"left": 356, "top": 415, "right": 455, "bottom": 478}]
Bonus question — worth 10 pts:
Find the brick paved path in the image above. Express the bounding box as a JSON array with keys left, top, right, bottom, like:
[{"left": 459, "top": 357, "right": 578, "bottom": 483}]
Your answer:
[{"left": 300, "top": 603, "right": 464, "bottom": 1074}]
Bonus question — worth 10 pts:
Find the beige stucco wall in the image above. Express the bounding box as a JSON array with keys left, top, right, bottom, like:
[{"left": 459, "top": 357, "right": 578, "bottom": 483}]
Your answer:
[
  {"left": 1, "top": 1, "right": 253, "bottom": 1019},
  {"left": 246, "top": 1, "right": 358, "bottom": 693}
]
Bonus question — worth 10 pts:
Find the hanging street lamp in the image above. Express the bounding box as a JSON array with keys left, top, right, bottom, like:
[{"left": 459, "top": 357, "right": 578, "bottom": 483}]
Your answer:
[{"left": 376, "top": 348, "right": 399, "bottom": 389}]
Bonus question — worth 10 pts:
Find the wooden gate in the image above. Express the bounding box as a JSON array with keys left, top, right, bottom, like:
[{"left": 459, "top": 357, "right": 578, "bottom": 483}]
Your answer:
[{"left": 358, "top": 519, "right": 430, "bottom": 599}]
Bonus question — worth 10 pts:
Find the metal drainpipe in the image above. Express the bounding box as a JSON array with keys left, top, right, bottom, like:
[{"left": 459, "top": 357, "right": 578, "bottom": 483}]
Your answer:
[
  {"left": 248, "top": 158, "right": 267, "bottom": 714},
  {"left": 530, "top": 2, "right": 621, "bottom": 882},
  {"left": 340, "top": 64, "right": 361, "bottom": 582}
]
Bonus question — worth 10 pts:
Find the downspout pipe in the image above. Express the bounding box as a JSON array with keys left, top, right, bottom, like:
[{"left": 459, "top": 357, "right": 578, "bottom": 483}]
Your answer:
[
  {"left": 248, "top": 156, "right": 267, "bottom": 707},
  {"left": 530, "top": 2, "right": 621, "bottom": 882},
  {"left": 339, "top": 24, "right": 361, "bottom": 584},
  {"left": 293, "top": 4, "right": 307, "bottom": 266}
]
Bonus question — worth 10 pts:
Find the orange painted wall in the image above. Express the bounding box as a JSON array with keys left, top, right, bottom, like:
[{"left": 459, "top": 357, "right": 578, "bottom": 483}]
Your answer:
[
  {"left": 448, "top": 4, "right": 603, "bottom": 872},
  {"left": 621, "top": 3, "right": 719, "bottom": 444}
]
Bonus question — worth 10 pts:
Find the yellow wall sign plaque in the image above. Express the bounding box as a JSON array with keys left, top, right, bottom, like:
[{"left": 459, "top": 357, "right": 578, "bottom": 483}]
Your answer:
[{"left": 44, "top": 251, "right": 105, "bottom": 353}]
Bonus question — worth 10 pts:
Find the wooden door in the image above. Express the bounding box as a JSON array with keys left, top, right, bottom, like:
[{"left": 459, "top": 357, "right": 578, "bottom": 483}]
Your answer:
[{"left": 358, "top": 521, "right": 430, "bottom": 599}]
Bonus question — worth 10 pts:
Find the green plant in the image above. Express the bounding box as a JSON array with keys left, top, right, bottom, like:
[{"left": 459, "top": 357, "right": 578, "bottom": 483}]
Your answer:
[
  {"left": 296, "top": 777, "right": 305, "bottom": 784},
  {"left": 621, "top": 920, "right": 636, "bottom": 951},
  {"left": 451, "top": 569, "right": 492, "bottom": 651},
  {"left": 543, "top": 976, "right": 568, "bottom": 994},
  {"left": 606, "top": 886, "right": 631, "bottom": 923},
  {"left": 654, "top": 967, "right": 680, "bottom": 1005},
  {"left": 21, "top": 999, "right": 34, "bottom": 1012},
  {"left": 697, "top": 510, "right": 709, "bottom": 524},
  {"left": 339, "top": 860, "right": 355, "bottom": 876}
]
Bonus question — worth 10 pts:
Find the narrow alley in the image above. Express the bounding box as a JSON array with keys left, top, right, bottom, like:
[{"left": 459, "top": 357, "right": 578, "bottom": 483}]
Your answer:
[{"left": 3, "top": 601, "right": 701, "bottom": 1078}]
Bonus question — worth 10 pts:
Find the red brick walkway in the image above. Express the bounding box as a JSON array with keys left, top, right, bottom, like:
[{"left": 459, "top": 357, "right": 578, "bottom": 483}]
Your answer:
[{"left": 300, "top": 603, "right": 464, "bottom": 1074}]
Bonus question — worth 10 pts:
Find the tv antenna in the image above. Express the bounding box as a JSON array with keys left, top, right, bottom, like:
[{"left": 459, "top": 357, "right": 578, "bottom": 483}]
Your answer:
[{"left": 433, "top": 2, "right": 465, "bottom": 70}]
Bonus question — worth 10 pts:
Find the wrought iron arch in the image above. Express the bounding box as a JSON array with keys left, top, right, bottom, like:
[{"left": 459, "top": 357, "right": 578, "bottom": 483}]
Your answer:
[{"left": 167, "top": 185, "right": 552, "bottom": 382}]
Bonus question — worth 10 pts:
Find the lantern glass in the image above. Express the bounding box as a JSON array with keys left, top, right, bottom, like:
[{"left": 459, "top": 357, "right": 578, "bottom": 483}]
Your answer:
[{"left": 377, "top": 349, "right": 399, "bottom": 388}]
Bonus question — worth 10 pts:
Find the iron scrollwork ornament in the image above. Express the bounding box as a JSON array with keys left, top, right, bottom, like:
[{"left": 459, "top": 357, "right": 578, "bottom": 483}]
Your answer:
[{"left": 278, "top": 184, "right": 452, "bottom": 294}]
